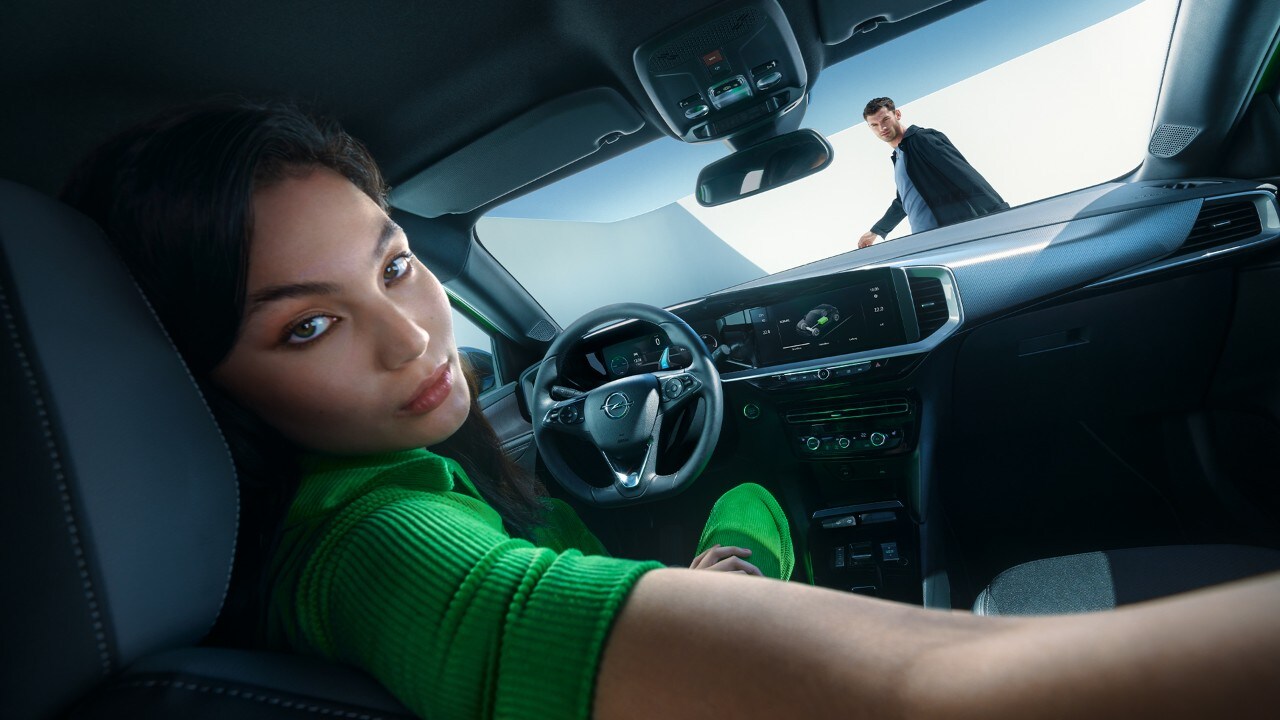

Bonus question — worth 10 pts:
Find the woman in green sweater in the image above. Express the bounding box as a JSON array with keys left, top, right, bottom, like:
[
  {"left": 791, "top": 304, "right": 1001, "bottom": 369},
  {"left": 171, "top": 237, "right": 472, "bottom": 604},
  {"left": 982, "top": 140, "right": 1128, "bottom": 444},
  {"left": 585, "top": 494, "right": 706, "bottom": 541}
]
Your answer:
[{"left": 63, "top": 101, "right": 1279, "bottom": 719}]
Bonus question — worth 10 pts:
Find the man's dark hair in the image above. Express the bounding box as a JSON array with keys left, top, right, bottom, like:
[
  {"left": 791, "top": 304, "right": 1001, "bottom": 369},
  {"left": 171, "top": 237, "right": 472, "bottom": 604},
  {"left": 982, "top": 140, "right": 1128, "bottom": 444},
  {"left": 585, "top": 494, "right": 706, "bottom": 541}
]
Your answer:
[{"left": 863, "top": 97, "right": 896, "bottom": 118}]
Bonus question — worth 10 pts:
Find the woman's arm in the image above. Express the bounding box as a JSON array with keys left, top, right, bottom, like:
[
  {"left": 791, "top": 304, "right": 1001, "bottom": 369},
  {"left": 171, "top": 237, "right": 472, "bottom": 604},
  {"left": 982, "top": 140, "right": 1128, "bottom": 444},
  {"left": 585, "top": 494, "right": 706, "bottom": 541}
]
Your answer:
[{"left": 595, "top": 568, "right": 1280, "bottom": 719}]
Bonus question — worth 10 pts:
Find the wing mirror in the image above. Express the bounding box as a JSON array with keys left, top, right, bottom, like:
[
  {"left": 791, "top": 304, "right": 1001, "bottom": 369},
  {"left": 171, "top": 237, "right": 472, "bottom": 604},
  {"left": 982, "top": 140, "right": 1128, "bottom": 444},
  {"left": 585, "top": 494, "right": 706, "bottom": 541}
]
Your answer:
[{"left": 695, "top": 129, "right": 833, "bottom": 207}]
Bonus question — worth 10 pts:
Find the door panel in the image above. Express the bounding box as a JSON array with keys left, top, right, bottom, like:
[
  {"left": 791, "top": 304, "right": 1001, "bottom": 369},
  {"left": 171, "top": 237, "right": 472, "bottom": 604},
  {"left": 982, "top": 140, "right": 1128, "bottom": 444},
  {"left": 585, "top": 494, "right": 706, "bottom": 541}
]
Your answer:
[{"left": 480, "top": 383, "right": 536, "bottom": 474}]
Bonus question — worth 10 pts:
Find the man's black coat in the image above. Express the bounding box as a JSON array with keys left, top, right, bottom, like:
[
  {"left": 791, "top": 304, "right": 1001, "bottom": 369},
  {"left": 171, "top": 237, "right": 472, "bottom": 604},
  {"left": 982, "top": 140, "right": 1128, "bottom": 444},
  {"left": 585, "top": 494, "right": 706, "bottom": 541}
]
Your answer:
[{"left": 871, "top": 125, "right": 1009, "bottom": 237}]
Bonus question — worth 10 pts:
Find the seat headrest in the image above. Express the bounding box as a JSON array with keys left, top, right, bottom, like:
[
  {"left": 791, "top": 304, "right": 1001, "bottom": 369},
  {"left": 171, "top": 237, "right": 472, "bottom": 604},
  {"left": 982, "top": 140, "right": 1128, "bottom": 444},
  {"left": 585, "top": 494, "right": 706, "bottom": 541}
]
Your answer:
[{"left": 0, "top": 179, "right": 238, "bottom": 719}]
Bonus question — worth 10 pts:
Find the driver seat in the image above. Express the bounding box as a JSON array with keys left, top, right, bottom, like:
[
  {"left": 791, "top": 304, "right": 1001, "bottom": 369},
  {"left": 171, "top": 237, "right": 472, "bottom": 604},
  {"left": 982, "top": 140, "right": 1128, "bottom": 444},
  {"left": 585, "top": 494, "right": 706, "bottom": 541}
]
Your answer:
[{"left": 0, "top": 179, "right": 414, "bottom": 719}]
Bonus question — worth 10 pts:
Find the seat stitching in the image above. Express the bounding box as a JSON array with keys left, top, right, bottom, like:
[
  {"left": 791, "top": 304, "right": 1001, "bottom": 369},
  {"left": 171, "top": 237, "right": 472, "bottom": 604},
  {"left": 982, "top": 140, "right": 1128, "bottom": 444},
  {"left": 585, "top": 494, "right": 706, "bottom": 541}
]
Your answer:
[
  {"left": 107, "top": 244, "right": 241, "bottom": 636},
  {"left": 0, "top": 283, "right": 113, "bottom": 675},
  {"left": 110, "top": 678, "right": 406, "bottom": 719}
]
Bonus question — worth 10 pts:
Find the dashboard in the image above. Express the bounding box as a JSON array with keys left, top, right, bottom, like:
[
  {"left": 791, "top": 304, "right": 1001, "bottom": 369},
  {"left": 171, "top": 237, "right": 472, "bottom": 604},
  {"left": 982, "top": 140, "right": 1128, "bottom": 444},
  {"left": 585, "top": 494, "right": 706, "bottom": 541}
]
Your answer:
[
  {"left": 562, "top": 181, "right": 1280, "bottom": 394},
  {"left": 579, "top": 267, "right": 914, "bottom": 382},
  {"left": 526, "top": 178, "right": 1280, "bottom": 609}
]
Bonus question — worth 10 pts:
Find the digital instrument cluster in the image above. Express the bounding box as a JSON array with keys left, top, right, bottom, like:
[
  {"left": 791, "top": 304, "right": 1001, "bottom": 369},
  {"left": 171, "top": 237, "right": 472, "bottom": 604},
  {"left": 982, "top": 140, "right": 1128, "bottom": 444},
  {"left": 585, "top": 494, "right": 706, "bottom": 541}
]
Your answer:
[{"left": 597, "top": 332, "right": 693, "bottom": 377}]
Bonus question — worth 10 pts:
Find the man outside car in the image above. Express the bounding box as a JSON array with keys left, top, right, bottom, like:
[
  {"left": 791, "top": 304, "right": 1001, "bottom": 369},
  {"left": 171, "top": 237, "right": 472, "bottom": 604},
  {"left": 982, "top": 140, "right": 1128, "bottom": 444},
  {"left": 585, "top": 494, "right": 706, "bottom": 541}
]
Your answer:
[{"left": 859, "top": 97, "right": 1008, "bottom": 248}]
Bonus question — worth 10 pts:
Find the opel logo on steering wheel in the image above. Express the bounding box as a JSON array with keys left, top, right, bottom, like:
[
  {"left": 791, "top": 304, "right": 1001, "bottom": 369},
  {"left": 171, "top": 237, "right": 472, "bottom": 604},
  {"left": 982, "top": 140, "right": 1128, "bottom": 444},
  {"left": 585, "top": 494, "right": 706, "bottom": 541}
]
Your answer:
[{"left": 602, "top": 392, "right": 632, "bottom": 419}]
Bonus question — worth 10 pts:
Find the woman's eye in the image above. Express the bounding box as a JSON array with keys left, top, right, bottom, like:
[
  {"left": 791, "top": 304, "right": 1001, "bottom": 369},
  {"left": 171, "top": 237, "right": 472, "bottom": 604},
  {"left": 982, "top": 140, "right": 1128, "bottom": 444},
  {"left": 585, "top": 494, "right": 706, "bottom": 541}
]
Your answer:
[
  {"left": 383, "top": 253, "right": 413, "bottom": 283},
  {"left": 286, "top": 315, "right": 335, "bottom": 345}
]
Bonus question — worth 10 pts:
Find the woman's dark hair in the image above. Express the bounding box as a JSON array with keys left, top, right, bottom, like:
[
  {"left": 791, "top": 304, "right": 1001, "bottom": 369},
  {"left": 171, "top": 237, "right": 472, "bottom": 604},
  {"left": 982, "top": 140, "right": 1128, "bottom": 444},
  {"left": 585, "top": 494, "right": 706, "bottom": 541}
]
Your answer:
[{"left": 60, "top": 99, "right": 546, "bottom": 643}]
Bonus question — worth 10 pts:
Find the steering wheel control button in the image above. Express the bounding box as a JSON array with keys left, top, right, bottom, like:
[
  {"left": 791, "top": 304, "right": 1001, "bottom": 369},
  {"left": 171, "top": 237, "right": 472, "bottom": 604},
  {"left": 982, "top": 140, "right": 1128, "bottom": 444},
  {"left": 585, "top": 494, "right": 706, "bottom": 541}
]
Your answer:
[
  {"left": 559, "top": 404, "right": 580, "bottom": 424},
  {"left": 870, "top": 432, "right": 887, "bottom": 447},
  {"left": 742, "top": 403, "right": 761, "bottom": 420},
  {"left": 663, "top": 377, "right": 683, "bottom": 400}
]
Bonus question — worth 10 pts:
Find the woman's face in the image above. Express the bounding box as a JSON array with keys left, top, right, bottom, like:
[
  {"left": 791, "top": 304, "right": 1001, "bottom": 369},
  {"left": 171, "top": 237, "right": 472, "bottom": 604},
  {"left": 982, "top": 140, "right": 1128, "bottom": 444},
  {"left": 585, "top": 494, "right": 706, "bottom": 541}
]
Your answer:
[{"left": 211, "top": 168, "right": 471, "bottom": 455}]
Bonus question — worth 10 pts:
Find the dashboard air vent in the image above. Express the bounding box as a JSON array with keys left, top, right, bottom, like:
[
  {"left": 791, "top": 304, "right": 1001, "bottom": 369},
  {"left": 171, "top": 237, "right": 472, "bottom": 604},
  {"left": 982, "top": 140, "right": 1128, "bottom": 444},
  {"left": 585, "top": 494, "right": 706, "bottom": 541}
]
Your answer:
[
  {"left": 1158, "top": 181, "right": 1223, "bottom": 190},
  {"left": 908, "top": 275, "right": 948, "bottom": 338},
  {"left": 785, "top": 398, "right": 911, "bottom": 424},
  {"left": 1181, "top": 200, "right": 1261, "bottom": 253}
]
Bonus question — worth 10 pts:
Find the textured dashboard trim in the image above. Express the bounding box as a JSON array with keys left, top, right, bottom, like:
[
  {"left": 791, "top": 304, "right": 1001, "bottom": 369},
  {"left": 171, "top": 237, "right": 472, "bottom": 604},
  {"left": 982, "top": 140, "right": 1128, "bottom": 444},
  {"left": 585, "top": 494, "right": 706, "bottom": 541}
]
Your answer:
[
  {"left": 904, "top": 199, "right": 1203, "bottom": 323},
  {"left": 1088, "top": 190, "right": 1280, "bottom": 287},
  {"left": 722, "top": 197, "right": 1210, "bottom": 384}
]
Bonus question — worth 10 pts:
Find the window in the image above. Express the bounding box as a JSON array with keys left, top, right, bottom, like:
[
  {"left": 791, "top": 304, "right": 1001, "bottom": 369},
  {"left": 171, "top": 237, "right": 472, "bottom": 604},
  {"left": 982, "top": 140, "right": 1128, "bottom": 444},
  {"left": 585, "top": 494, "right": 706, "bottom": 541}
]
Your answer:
[{"left": 478, "top": 0, "right": 1179, "bottom": 325}]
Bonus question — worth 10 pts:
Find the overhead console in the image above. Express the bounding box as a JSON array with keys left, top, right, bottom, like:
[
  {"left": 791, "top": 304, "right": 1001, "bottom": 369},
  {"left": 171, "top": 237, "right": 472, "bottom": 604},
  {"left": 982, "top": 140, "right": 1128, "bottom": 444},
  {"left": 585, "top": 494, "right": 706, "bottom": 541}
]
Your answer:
[{"left": 633, "top": 0, "right": 808, "bottom": 145}]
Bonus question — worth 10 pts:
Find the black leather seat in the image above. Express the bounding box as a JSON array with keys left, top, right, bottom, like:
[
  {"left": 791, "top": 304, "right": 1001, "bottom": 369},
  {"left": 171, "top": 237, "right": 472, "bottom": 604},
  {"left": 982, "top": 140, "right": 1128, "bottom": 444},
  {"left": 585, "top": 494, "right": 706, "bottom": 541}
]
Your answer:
[
  {"left": 0, "top": 179, "right": 413, "bottom": 719},
  {"left": 973, "top": 544, "right": 1280, "bottom": 616}
]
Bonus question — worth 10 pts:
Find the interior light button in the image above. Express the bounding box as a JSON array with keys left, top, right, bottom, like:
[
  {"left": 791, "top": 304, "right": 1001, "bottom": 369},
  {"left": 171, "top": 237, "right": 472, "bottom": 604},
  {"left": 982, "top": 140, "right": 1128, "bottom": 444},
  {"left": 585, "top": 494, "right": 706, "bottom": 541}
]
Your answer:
[
  {"left": 684, "top": 103, "right": 710, "bottom": 119},
  {"left": 754, "top": 70, "right": 783, "bottom": 90}
]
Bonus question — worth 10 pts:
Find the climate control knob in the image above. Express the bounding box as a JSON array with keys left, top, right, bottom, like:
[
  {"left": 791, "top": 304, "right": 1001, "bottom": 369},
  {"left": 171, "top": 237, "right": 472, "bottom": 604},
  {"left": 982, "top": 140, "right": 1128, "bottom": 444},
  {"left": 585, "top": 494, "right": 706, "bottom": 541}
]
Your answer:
[
  {"left": 836, "top": 436, "right": 851, "bottom": 449},
  {"left": 803, "top": 436, "right": 821, "bottom": 451},
  {"left": 870, "top": 432, "right": 887, "bottom": 447}
]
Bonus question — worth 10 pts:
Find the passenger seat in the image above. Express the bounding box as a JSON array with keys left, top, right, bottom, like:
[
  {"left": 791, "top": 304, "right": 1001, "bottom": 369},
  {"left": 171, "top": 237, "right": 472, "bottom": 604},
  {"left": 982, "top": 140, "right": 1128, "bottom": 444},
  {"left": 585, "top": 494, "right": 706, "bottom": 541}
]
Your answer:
[{"left": 972, "top": 545, "right": 1280, "bottom": 615}]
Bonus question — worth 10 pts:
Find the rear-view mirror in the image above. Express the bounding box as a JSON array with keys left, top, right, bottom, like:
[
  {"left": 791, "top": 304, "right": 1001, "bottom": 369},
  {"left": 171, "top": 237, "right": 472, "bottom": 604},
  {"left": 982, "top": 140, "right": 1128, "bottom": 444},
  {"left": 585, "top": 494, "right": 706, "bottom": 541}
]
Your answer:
[{"left": 695, "top": 129, "right": 833, "bottom": 207}]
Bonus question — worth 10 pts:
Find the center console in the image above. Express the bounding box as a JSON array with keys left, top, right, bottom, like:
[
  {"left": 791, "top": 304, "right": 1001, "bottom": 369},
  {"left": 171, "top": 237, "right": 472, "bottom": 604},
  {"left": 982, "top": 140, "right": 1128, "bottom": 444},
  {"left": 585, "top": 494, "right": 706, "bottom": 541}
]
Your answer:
[
  {"left": 809, "top": 501, "right": 920, "bottom": 601},
  {"left": 782, "top": 395, "right": 913, "bottom": 459},
  {"left": 690, "top": 267, "right": 950, "bottom": 604}
]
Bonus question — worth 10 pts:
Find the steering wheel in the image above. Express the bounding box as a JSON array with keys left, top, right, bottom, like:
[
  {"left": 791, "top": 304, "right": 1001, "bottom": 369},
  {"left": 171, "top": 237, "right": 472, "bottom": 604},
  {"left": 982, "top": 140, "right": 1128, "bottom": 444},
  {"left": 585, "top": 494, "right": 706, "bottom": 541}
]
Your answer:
[{"left": 530, "top": 303, "right": 724, "bottom": 507}]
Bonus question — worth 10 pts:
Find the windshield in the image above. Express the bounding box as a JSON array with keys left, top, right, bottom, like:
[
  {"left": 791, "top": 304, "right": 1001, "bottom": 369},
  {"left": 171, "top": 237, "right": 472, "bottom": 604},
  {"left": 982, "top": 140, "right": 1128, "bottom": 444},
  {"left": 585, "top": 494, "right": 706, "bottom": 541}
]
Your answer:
[{"left": 478, "top": 0, "right": 1179, "bottom": 325}]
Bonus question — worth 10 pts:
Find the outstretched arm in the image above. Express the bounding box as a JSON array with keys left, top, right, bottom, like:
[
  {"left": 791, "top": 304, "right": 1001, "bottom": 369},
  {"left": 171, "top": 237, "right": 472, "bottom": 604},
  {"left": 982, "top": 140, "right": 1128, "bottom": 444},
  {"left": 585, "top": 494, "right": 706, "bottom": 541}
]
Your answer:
[
  {"left": 870, "top": 195, "right": 905, "bottom": 241},
  {"left": 595, "top": 568, "right": 1280, "bottom": 719}
]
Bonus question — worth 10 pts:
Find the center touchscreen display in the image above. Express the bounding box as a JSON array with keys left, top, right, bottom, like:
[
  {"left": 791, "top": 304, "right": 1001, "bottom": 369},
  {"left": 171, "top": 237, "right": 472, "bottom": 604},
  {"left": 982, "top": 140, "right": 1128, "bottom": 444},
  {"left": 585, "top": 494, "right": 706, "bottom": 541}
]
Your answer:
[{"left": 747, "top": 274, "right": 905, "bottom": 366}]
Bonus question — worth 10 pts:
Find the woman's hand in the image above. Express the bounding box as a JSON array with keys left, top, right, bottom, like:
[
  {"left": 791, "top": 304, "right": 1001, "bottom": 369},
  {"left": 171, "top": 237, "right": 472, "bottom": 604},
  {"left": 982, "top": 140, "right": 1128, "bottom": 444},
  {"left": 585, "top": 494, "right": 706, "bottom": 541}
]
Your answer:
[{"left": 689, "top": 544, "right": 763, "bottom": 576}]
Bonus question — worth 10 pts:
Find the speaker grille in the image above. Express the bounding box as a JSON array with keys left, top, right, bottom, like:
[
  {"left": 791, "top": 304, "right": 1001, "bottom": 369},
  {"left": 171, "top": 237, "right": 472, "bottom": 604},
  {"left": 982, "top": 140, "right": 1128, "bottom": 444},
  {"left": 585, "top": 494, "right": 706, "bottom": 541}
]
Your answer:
[
  {"left": 648, "top": 9, "right": 762, "bottom": 72},
  {"left": 526, "top": 319, "right": 557, "bottom": 342},
  {"left": 1149, "top": 124, "right": 1200, "bottom": 158}
]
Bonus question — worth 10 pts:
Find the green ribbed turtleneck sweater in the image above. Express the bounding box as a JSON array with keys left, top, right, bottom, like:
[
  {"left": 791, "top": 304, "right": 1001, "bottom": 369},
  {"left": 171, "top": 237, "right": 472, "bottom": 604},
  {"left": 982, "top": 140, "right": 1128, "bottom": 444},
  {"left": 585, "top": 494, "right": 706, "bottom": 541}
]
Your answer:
[{"left": 264, "top": 448, "right": 661, "bottom": 719}]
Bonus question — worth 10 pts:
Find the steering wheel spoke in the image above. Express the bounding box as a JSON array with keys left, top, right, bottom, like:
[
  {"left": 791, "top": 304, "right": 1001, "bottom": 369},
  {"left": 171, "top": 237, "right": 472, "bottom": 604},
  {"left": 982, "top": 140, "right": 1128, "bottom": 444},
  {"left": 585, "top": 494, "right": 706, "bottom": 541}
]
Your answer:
[{"left": 599, "top": 436, "right": 660, "bottom": 492}]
